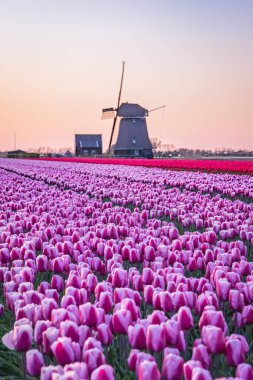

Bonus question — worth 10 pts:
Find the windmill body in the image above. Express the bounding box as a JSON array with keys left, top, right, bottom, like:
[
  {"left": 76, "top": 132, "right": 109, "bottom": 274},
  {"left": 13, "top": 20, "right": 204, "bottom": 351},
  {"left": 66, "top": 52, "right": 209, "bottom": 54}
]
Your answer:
[{"left": 114, "top": 103, "right": 153, "bottom": 158}]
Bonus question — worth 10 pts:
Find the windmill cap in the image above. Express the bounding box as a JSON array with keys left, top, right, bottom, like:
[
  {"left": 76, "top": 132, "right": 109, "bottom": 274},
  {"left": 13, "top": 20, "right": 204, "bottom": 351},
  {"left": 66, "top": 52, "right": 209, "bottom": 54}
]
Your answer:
[{"left": 117, "top": 103, "right": 148, "bottom": 117}]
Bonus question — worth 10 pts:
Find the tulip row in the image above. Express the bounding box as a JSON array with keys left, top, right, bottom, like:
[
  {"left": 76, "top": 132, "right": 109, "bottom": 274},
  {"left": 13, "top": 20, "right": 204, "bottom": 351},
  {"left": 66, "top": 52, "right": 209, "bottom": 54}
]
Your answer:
[
  {"left": 37, "top": 157, "right": 253, "bottom": 175},
  {"left": 0, "top": 159, "right": 252, "bottom": 380}
]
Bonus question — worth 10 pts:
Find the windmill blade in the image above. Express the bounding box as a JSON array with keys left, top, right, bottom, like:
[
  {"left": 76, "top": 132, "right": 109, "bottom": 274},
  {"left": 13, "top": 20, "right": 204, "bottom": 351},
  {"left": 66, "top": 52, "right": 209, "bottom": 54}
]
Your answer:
[
  {"left": 108, "top": 61, "right": 125, "bottom": 151},
  {"left": 108, "top": 115, "right": 118, "bottom": 151},
  {"left": 101, "top": 108, "right": 115, "bottom": 120}
]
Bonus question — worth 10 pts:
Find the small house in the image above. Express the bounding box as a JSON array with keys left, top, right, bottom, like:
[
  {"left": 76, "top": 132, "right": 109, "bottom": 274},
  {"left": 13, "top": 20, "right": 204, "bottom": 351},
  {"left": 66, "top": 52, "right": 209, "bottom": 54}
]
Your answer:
[{"left": 75, "top": 134, "right": 102, "bottom": 157}]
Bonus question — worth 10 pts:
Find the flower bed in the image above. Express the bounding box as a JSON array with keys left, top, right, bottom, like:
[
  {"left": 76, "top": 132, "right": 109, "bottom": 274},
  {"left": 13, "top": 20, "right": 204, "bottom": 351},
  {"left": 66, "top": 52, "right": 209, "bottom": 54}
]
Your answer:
[{"left": 0, "top": 159, "right": 253, "bottom": 379}]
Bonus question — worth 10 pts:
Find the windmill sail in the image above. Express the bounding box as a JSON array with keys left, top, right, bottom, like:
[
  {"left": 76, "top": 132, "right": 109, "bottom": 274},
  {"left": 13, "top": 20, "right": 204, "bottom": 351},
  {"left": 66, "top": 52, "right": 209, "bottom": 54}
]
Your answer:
[{"left": 101, "top": 108, "right": 115, "bottom": 120}]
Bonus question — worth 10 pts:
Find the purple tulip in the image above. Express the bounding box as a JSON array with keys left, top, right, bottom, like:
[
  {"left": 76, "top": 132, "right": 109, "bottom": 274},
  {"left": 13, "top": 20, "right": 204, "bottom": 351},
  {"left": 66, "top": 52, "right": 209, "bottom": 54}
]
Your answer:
[{"left": 26, "top": 349, "right": 45, "bottom": 377}]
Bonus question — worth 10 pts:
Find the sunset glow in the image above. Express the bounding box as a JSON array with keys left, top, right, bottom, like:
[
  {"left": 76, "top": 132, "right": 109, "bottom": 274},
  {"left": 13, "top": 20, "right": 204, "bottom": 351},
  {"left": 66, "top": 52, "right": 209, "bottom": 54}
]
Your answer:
[{"left": 0, "top": 1, "right": 252, "bottom": 152}]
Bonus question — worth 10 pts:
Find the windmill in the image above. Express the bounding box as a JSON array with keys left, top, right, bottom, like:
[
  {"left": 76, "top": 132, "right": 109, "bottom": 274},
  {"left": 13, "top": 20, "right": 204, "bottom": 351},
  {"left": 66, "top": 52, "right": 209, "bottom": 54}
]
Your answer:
[{"left": 102, "top": 62, "right": 165, "bottom": 158}]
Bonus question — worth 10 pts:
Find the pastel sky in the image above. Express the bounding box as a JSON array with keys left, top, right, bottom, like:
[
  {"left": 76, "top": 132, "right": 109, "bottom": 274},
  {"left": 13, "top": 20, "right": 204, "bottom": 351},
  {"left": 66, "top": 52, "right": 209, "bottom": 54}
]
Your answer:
[{"left": 0, "top": 0, "right": 253, "bottom": 152}]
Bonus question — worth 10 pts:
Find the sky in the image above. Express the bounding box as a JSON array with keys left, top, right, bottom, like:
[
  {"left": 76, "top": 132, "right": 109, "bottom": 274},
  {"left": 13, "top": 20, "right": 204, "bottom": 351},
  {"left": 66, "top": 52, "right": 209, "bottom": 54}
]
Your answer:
[{"left": 0, "top": 0, "right": 253, "bottom": 152}]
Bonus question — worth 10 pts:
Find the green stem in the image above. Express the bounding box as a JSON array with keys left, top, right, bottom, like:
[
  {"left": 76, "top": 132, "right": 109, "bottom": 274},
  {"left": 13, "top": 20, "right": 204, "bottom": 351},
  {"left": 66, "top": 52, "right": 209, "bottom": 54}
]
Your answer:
[{"left": 21, "top": 351, "right": 27, "bottom": 380}]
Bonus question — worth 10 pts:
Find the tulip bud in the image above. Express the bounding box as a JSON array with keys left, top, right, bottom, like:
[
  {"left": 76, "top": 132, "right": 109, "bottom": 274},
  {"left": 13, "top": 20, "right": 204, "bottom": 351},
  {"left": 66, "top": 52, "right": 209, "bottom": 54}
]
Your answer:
[
  {"left": 146, "top": 324, "right": 165, "bottom": 352},
  {"left": 13, "top": 324, "right": 33, "bottom": 351},
  {"left": 191, "top": 367, "right": 212, "bottom": 380},
  {"left": 112, "top": 309, "right": 132, "bottom": 334},
  {"left": 137, "top": 360, "right": 160, "bottom": 380},
  {"left": 201, "top": 326, "right": 225, "bottom": 354},
  {"left": 91, "top": 364, "right": 115, "bottom": 380},
  {"left": 236, "top": 363, "right": 253, "bottom": 380},
  {"left": 128, "top": 324, "right": 146, "bottom": 350},
  {"left": 97, "top": 323, "right": 113, "bottom": 346},
  {"left": 178, "top": 306, "right": 194, "bottom": 330},
  {"left": 26, "top": 349, "right": 45, "bottom": 377},
  {"left": 51, "top": 337, "right": 75, "bottom": 366},
  {"left": 162, "top": 353, "right": 184, "bottom": 380}
]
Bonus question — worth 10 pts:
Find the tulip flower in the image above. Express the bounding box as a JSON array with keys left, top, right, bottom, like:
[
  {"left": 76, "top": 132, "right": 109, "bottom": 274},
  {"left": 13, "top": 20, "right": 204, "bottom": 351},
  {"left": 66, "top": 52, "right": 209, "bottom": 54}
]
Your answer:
[
  {"left": 146, "top": 324, "right": 165, "bottom": 352},
  {"left": 112, "top": 309, "right": 132, "bottom": 334},
  {"left": 201, "top": 326, "right": 225, "bottom": 354},
  {"left": 236, "top": 363, "right": 253, "bottom": 380},
  {"left": 192, "top": 344, "right": 211, "bottom": 369},
  {"left": 162, "top": 353, "right": 184, "bottom": 380},
  {"left": 229, "top": 289, "right": 244, "bottom": 312},
  {"left": 183, "top": 360, "right": 203, "bottom": 380},
  {"left": 225, "top": 336, "right": 248, "bottom": 367},
  {"left": 26, "top": 349, "right": 45, "bottom": 377},
  {"left": 83, "top": 347, "right": 106, "bottom": 375},
  {"left": 79, "top": 302, "right": 98, "bottom": 327},
  {"left": 13, "top": 324, "right": 33, "bottom": 351},
  {"left": 40, "top": 365, "right": 63, "bottom": 380},
  {"left": 137, "top": 360, "right": 161, "bottom": 380},
  {"left": 51, "top": 337, "right": 75, "bottom": 366},
  {"left": 128, "top": 324, "right": 147, "bottom": 349},
  {"left": 191, "top": 367, "right": 212, "bottom": 380},
  {"left": 177, "top": 306, "right": 194, "bottom": 330},
  {"left": 91, "top": 364, "right": 115, "bottom": 380},
  {"left": 97, "top": 323, "right": 113, "bottom": 346},
  {"left": 59, "top": 320, "right": 79, "bottom": 342}
]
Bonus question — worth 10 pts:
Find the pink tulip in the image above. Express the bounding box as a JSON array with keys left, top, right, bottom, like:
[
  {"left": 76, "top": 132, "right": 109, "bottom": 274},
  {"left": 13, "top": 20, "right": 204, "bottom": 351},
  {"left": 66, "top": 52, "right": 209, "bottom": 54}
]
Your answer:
[
  {"left": 178, "top": 306, "right": 194, "bottom": 330},
  {"left": 192, "top": 344, "right": 211, "bottom": 369},
  {"left": 242, "top": 305, "right": 253, "bottom": 325},
  {"left": 229, "top": 290, "right": 244, "bottom": 312},
  {"left": 59, "top": 320, "right": 79, "bottom": 342},
  {"left": 79, "top": 302, "right": 98, "bottom": 327},
  {"left": 236, "top": 363, "right": 253, "bottom": 380},
  {"left": 34, "top": 320, "right": 51, "bottom": 345},
  {"left": 138, "top": 360, "right": 161, "bottom": 380},
  {"left": 13, "top": 324, "right": 33, "bottom": 351},
  {"left": 112, "top": 309, "right": 132, "bottom": 334},
  {"left": 98, "top": 291, "right": 114, "bottom": 313},
  {"left": 146, "top": 324, "right": 165, "bottom": 352},
  {"left": 40, "top": 365, "right": 63, "bottom": 380},
  {"left": 26, "top": 349, "right": 45, "bottom": 377},
  {"left": 41, "top": 297, "right": 58, "bottom": 320},
  {"left": 63, "top": 362, "right": 89, "bottom": 379},
  {"left": 111, "top": 268, "right": 128, "bottom": 288},
  {"left": 128, "top": 349, "right": 141, "bottom": 371},
  {"left": 199, "top": 309, "right": 227, "bottom": 332},
  {"left": 162, "top": 353, "right": 184, "bottom": 380},
  {"left": 51, "top": 275, "right": 64, "bottom": 291},
  {"left": 191, "top": 367, "right": 212, "bottom": 380},
  {"left": 164, "top": 319, "right": 180, "bottom": 345},
  {"left": 51, "top": 337, "right": 75, "bottom": 366},
  {"left": 82, "top": 337, "right": 102, "bottom": 352},
  {"left": 201, "top": 325, "right": 225, "bottom": 354},
  {"left": 91, "top": 364, "right": 115, "bottom": 380},
  {"left": 42, "top": 327, "right": 59, "bottom": 355},
  {"left": 183, "top": 360, "right": 203, "bottom": 380},
  {"left": 225, "top": 337, "right": 248, "bottom": 367},
  {"left": 120, "top": 298, "right": 139, "bottom": 321},
  {"left": 216, "top": 279, "right": 231, "bottom": 302},
  {"left": 97, "top": 323, "right": 113, "bottom": 346},
  {"left": 83, "top": 347, "right": 106, "bottom": 375},
  {"left": 128, "top": 324, "right": 147, "bottom": 349}
]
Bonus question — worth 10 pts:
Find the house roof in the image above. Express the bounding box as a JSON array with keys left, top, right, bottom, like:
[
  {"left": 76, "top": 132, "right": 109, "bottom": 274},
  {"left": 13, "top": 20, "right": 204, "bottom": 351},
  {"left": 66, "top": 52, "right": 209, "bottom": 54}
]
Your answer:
[
  {"left": 8, "top": 149, "right": 27, "bottom": 154},
  {"left": 75, "top": 134, "right": 102, "bottom": 149},
  {"left": 114, "top": 118, "right": 153, "bottom": 150},
  {"left": 117, "top": 103, "right": 148, "bottom": 118}
]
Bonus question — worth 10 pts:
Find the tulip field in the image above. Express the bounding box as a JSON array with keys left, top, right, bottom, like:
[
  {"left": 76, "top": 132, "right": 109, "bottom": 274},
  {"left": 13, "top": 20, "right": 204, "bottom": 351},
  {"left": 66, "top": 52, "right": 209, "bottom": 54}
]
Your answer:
[{"left": 0, "top": 158, "right": 253, "bottom": 380}]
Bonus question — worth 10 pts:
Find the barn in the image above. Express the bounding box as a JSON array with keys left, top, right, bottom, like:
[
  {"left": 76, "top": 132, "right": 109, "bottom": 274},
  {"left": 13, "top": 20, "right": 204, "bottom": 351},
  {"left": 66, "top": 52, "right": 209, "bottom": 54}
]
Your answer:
[{"left": 75, "top": 134, "right": 102, "bottom": 157}]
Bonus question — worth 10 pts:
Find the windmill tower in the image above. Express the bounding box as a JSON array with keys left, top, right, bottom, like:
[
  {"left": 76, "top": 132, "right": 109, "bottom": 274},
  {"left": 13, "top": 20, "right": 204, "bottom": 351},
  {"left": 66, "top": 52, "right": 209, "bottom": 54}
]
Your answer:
[{"left": 102, "top": 62, "right": 164, "bottom": 158}]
